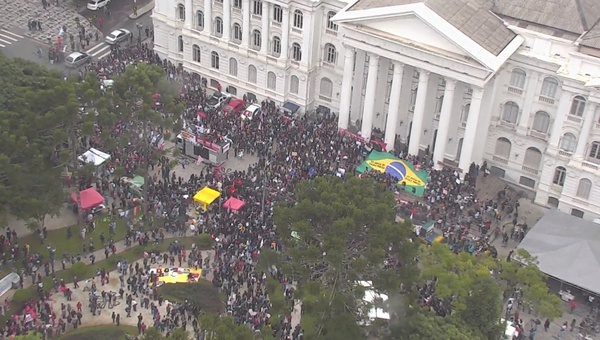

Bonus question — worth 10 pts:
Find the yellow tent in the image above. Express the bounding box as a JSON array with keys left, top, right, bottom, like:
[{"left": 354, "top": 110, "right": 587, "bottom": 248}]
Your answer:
[{"left": 193, "top": 187, "right": 221, "bottom": 211}]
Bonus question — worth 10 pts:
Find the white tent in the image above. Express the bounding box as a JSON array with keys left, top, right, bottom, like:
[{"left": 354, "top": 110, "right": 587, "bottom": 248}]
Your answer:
[
  {"left": 357, "top": 281, "right": 390, "bottom": 325},
  {"left": 78, "top": 148, "right": 111, "bottom": 166},
  {"left": 518, "top": 209, "right": 600, "bottom": 295}
]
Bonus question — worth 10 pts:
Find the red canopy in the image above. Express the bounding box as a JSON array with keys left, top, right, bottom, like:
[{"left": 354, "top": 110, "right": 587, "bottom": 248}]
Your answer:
[
  {"left": 223, "top": 197, "right": 245, "bottom": 211},
  {"left": 71, "top": 188, "right": 105, "bottom": 210}
]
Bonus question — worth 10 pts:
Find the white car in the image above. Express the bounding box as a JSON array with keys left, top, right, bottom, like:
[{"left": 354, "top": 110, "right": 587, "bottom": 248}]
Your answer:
[
  {"left": 65, "top": 52, "right": 91, "bottom": 68},
  {"left": 87, "top": 0, "right": 110, "bottom": 11},
  {"left": 241, "top": 104, "right": 262, "bottom": 120},
  {"left": 105, "top": 29, "right": 130, "bottom": 45},
  {"left": 205, "top": 91, "right": 232, "bottom": 109}
]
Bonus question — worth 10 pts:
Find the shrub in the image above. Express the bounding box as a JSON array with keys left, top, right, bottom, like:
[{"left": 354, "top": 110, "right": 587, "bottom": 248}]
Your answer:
[
  {"left": 158, "top": 281, "right": 224, "bottom": 314},
  {"left": 70, "top": 262, "right": 87, "bottom": 277},
  {"left": 197, "top": 233, "right": 214, "bottom": 250},
  {"left": 12, "top": 289, "right": 33, "bottom": 305}
]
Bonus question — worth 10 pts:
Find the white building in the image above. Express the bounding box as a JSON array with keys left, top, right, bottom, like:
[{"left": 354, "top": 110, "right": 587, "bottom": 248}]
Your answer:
[{"left": 153, "top": 0, "right": 600, "bottom": 220}]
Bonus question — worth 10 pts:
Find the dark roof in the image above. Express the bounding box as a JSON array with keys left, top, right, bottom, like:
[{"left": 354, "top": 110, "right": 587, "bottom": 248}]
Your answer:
[
  {"left": 581, "top": 21, "right": 600, "bottom": 49},
  {"left": 348, "top": 0, "right": 516, "bottom": 56}
]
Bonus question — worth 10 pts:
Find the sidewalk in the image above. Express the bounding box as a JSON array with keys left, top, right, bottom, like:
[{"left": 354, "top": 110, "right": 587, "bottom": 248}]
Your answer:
[{"left": 129, "top": 3, "right": 154, "bottom": 19}]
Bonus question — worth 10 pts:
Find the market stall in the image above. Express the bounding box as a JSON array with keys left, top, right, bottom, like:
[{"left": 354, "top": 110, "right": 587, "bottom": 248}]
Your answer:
[
  {"left": 71, "top": 187, "right": 105, "bottom": 213},
  {"left": 78, "top": 148, "right": 110, "bottom": 175},
  {"left": 223, "top": 197, "right": 245, "bottom": 211},
  {"left": 193, "top": 187, "right": 221, "bottom": 211}
]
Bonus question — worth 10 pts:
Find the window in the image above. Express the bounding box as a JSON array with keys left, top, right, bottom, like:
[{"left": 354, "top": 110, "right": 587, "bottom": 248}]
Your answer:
[
  {"left": 293, "top": 10, "right": 303, "bottom": 28},
  {"left": 502, "top": 101, "right": 519, "bottom": 123},
  {"left": 531, "top": 111, "right": 550, "bottom": 133},
  {"left": 541, "top": 77, "right": 559, "bottom": 98},
  {"left": 267, "top": 72, "right": 276, "bottom": 91},
  {"left": 560, "top": 133, "right": 577, "bottom": 153},
  {"left": 273, "top": 5, "right": 282, "bottom": 22},
  {"left": 215, "top": 17, "right": 223, "bottom": 36},
  {"left": 327, "top": 11, "right": 338, "bottom": 31},
  {"left": 570, "top": 95, "right": 586, "bottom": 117},
  {"left": 290, "top": 75, "right": 299, "bottom": 94},
  {"left": 547, "top": 197, "right": 559, "bottom": 208},
  {"left": 233, "top": 23, "right": 242, "bottom": 42},
  {"left": 519, "top": 176, "right": 535, "bottom": 189},
  {"left": 248, "top": 65, "right": 257, "bottom": 84},
  {"left": 271, "top": 36, "right": 281, "bottom": 56},
  {"left": 252, "top": 30, "right": 261, "bottom": 49},
  {"left": 196, "top": 11, "right": 204, "bottom": 29},
  {"left": 253, "top": 0, "right": 262, "bottom": 15},
  {"left": 553, "top": 166, "right": 566, "bottom": 186},
  {"left": 233, "top": 0, "right": 242, "bottom": 9},
  {"left": 211, "top": 51, "right": 219, "bottom": 69},
  {"left": 320, "top": 78, "right": 333, "bottom": 98},
  {"left": 177, "top": 35, "right": 183, "bottom": 52},
  {"left": 461, "top": 103, "right": 471, "bottom": 122},
  {"left": 324, "top": 43, "right": 337, "bottom": 64},
  {"left": 589, "top": 141, "right": 600, "bottom": 160},
  {"left": 292, "top": 43, "right": 302, "bottom": 61},
  {"left": 229, "top": 58, "right": 238, "bottom": 77},
  {"left": 571, "top": 209, "right": 585, "bottom": 218},
  {"left": 509, "top": 68, "right": 526, "bottom": 89},
  {"left": 177, "top": 4, "right": 185, "bottom": 21},
  {"left": 494, "top": 137, "right": 511, "bottom": 159},
  {"left": 576, "top": 178, "right": 592, "bottom": 199},
  {"left": 523, "top": 147, "right": 542, "bottom": 169},
  {"left": 192, "top": 44, "right": 201, "bottom": 62}
]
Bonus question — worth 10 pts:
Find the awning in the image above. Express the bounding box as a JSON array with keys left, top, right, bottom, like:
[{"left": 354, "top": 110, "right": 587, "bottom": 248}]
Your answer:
[
  {"left": 193, "top": 187, "right": 221, "bottom": 211},
  {"left": 71, "top": 187, "right": 105, "bottom": 210},
  {"left": 223, "top": 197, "right": 245, "bottom": 211},
  {"left": 282, "top": 101, "right": 300, "bottom": 114}
]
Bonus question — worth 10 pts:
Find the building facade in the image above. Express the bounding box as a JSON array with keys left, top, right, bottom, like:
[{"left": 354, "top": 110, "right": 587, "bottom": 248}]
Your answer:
[{"left": 153, "top": 0, "right": 600, "bottom": 221}]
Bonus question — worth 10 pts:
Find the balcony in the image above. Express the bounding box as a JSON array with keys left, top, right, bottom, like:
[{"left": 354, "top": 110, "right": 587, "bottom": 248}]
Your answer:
[
  {"left": 573, "top": 197, "right": 590, "bottom": 206},
  {"left": 567, "top": 115, "right": 583, "bottom": 123},
  {"left": 228, "top": 42, "right": 239, "bottom": 49},
  {"left": 290, "top": 60, "right": 300, "bottom": 67},
  {"left": 499, "top": 120, "right": 516, "bottom": 129},
  {"left": 319, "top": 95, "right": 332, "bottom": 102},
  {"left": 461, "top": 121, "right": 467, "bottom": 128},
  {"left": 507, "top": 86, "right": 523, "bottom": 95},
  {"left": 521, "top": 165, "right": 539, "bottom": 175},
  {"left": 582, "top": 161, "right": 599, "bottom": 171},
  {"left": 291, "top": 27, "right": 302, "bottom": 35},
  {"left": 266, "top": 56, "right": 278, "bottom": 64},
  {"left": 528, "top": 129, "right": 547, "bottom": 140},
  {"left": 325, "top": 29, "right": 338, "bottom": 36},
  {"left": 251, "top": 14, "right": 261, "bottom": 21},
  {"left": 492, "top": 156, "right": 509, "bottom": 164},
  {"left": 538, "top": 95, "right": 555, "bottom": 105},
  {"left": 550, "top": 184, "right": 563, "bottom": 193},
  {"left": 210, "top": 36, "right": 220, "bottom": 43},
  {"left": 558, "top": 149, "right": 572, "bottom": 157},
  {"left": 271, "top": 21, "right": 281, "bottom": 27},
  {"left": 232, "top": 7, "right": 241, "bottom": 14}
]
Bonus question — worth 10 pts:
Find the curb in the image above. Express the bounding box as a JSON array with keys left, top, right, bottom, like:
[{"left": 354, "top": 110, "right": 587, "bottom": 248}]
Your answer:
[{"left": 129, "top": 3, "right": 155, "bottom": 19}]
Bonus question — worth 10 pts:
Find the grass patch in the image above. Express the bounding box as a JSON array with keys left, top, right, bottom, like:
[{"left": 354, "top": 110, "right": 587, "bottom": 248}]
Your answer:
[
  {"left": 158, "top": 280, "right": 225, "bottom": 314},
  {"left": 57, "top": 325, "right": 137, "bottom": 340}
]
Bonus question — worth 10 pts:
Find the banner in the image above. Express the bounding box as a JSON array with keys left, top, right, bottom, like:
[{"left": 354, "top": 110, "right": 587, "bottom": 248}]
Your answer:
[{"left": 356, "top": 151, "right": 428, "bottom": 197}]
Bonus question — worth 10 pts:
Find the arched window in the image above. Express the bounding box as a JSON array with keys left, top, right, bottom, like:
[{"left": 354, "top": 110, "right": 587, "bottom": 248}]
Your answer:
[
  {"left": 327, "top": 11, "right": 338, "bottom": 31},
  {"left": 509, "top": 68, "right": 526, "bottom": 89},
  {"left": 589, "top": 141, "right": 600, "bottom": 160},
  {"left": 273, "top": 5, "right": 283, "bottom": 23},
  {"left": 531, "top": 111, "right": 550, "bottom": 133},
  {"left": 229, "top": 58, "right": 238, "bottom": 77},
  {"left": 177, "top": 4, "right": 185, "bottom": 21},
  {"left": 576, "top": 178, "right": 592, "bottom": 199},
  {"left": 494, "top": 137, "right": 511, "bottom": 159},
  {"left": 177, "top": 35, "right": 183, "bottom": 52},
  {"left": 324, "top": 43, "right": 337, "bottom": 64},
  {"left": 570, "top": 95, "right": 586, "bottom": 117},
  {"left": 461, "top": 103, "right": 471, "bottom": 122},
  {"left": 320, "top": 78, "right": 333, "bottom": 98},
  {"left": 292, "top": 43, "right": 302, "bottom": 61},
  {"left": 547, "top": 197, "right": 560, "bottom": 208},
  {"left": 267, "top": 71, "right": 277, "bottom": 91},
  {"left": 293, "top": 10, "right": 303, "bottom": 29},
  {"left": 211, "top": 51, "right": 219, "bottom": 69},
  {"left": 541, "top": 77, "right": 559, "bottom": 98},
  {"left": 553, "top": 166, "right": 567, "bottom": 186},
  {"left": 215, "top": 17, "right": 223, "bottom": 36},
  {"left": 196, "top": 11, "right": 204, "bottom": 30},
  {"left": 252, "top": 29, "right": 261, "bottom": 49},
  {"left": 192, "top": 44, "right": 201, "bottom": 62},
  {"left": 271, "top": 36, "right": 281, "bottom": 56},
  {"left": 233, "top": 0, "right": 242, "bottom": 9},
  {"left": 290, "top": 75, "right": 299, "bottom": 94},
  {"left": 233, "top": 23, "right": 242, "bottom": 42},
  {"left": 502, "top": 102, "right": 519, "bottom": 124},
  {"left": 248, "top": 65, "right": 257, "bottom": 84},
  {"left": 523, "top": 147, "right": 542, "bottom": 169},
  {"left": 560, "top": 133, "right": 577, "bottom": 153},
  {"left": 253, "top": 0, "right": 262, "bottom": 15}
]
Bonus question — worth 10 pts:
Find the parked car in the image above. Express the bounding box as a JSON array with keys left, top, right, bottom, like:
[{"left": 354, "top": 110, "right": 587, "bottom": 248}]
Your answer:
[
  {"left": 223, "top": 99, "right": 246, "bottom": 114},
  {"left": 206, "top": 91, "right": 232, "bottom": 109},
  {"left": 105, "top": 29, "right": 131, "bottom": 45},
  {"left": 87, "top": 0, "right": 110, "bottom": 11},
  {"left": 65, "top": 52, "right": 91, "bottom": 68},
  {"left": 241, "top": 104, "right": 262, "bottom": 121}
]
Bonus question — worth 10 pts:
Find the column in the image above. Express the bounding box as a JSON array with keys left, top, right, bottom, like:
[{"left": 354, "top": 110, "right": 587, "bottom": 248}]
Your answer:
[
  {"left": 361, "top": 54, "right": 379, "bottom": 140},
  {"left": 301, "top": 14, "right": 312, "bottom": 64},
  {"left": 458, "top": 87, "right": 484, "bottom": 172},
  {"left": 242, "top": 0, "right": 250, "bottom": 46},
  {"left": 433, "top": 78, "right": 457, "bottom": 168},
  {"left": 384, "top": 62, "right": 405, "bottom": 150},
  {"left": 204, "top": 0, "right": 212, "bottom": 35},
  {"left": 518, "top": 72, "right": 540, "bottom": 132},
  {"left": 574, "top": 102, "right": 597, "bottom": 158},
  {"left": 185, "top": 0, "right": 193, "bottom": 28},
  {"left": 281, "top": 8, "right": 290, "bottom": 59},
  {"left": 338, "top": 48, "right": 355, "bottom": 130},
  {"left": 223, "top": 0, "right": 231, "bottom": 41},
  {"left": 408, "top": 70, "right": 430, "bottom": 155},
  {"left": 548, "top": 91, "right": 573, "bottom": 149},
  {"left": 261, "top": 1, "right": 269, "bottom": 53}
]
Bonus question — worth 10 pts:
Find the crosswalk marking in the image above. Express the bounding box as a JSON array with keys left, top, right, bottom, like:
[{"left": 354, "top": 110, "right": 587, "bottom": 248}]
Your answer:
[
  {"left": 87, "top": 42, "right": 110, "bottom": 58},
  {"left": 0, "top": 30, "right": 22, "bottom": 48},
  {"left": 1, "top": 29, "right": 23, "bottom": 39}
]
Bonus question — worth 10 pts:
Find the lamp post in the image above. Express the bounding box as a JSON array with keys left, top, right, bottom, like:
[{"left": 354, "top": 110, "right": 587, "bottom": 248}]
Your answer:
[{"left": 136, "top": 23, "right": 143, "bottom": 45}]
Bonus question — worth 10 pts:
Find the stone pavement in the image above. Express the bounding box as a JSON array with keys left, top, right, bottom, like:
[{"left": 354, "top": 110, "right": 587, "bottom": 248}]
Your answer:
[{"left": 0, "top": 0, "right": 101, "bottom": 52}]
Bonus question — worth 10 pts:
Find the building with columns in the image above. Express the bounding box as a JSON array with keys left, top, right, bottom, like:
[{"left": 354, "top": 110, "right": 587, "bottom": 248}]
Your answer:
[{"left": 152, "top": 0, "right": 600, "bottom": 221}]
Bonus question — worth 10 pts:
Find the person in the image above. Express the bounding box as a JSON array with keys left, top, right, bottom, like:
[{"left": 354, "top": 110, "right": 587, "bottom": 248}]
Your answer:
[
  {"left": 544, "top": 319, "right": 550, "bottom": 332},
  {"left": 558, "top": 322, "right": 567, "bottom": 338}
]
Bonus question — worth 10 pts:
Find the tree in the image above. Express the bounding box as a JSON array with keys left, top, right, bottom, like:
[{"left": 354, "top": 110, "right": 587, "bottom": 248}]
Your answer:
[
  {"left": 459, "top": 276, "right": 503, "bottom": 340},
  {"left": 198, "top": 313, "right": 255, "bottom": 340},
  {"left": 0, "top": 54, "right": 79, "bottom": 229},
  {"left": 273, "top": 176, "right": 419, "bottom": 338},
  {"left": 390, "top": 309, "right": 476, "bottom": 340},
  {"left": 169, "top": 328, "right": 190, "bottom": 340}
]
